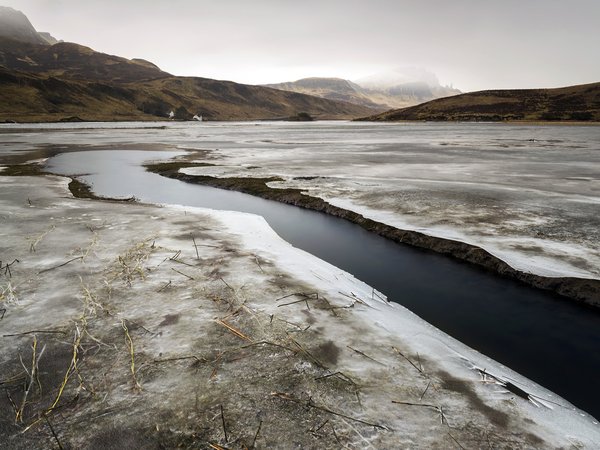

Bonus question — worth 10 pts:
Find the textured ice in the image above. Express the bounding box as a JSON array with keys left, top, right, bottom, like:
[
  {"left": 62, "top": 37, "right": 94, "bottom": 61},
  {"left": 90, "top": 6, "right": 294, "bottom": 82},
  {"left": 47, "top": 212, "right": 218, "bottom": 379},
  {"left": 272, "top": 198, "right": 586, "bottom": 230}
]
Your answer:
[
  {"left": 176, "top": 121, "right": 600, "bottom": 279},
  {"left": 1, "top": 174, "right": 599, "bottom": 448}
]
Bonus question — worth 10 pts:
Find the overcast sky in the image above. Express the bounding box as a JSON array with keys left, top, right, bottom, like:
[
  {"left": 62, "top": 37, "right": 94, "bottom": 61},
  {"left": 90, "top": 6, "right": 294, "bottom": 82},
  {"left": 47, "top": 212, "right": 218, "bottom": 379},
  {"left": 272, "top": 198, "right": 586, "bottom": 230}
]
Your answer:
[{"left": 4, "top": 0, "right": 599, "bottom": 91}]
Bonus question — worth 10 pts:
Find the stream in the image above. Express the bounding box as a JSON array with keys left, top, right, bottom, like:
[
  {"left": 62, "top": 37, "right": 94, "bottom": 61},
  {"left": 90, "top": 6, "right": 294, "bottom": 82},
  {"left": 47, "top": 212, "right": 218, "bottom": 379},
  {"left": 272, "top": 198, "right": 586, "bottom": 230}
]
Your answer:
[{"left": 46, "top": 148, "right": 600, "bottom": 419}]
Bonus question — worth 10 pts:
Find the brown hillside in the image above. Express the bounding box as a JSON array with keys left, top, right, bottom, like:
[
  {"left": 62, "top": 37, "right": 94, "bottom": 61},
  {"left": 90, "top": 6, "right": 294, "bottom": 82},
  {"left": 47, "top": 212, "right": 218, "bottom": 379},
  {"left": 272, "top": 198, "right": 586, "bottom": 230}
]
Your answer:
[
  {"left": 0, "top": 66, "right": 371, "bottom": 122},
  {"left": 0, "top": 36, "right": 371, "bottom": 122},
  {"left": 0, "top": 37, "right": 171, "bottom": 83},
  {"left": 361, "top": 83, "right": 600, "bottom": 122}
]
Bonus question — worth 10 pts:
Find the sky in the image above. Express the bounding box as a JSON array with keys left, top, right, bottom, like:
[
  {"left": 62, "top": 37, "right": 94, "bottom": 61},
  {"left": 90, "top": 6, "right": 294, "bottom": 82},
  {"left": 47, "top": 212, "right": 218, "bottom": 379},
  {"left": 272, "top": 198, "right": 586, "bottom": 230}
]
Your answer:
[{"left": 3, "top": 0, "right": 600, "bottom": 92}]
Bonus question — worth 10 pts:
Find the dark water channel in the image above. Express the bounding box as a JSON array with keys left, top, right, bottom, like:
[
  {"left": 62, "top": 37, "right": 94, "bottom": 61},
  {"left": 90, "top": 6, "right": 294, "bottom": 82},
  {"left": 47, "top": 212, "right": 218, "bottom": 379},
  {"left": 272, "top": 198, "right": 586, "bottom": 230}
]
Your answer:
[{"left": 46, "top": 150, "right": 600, "bottom": 419}]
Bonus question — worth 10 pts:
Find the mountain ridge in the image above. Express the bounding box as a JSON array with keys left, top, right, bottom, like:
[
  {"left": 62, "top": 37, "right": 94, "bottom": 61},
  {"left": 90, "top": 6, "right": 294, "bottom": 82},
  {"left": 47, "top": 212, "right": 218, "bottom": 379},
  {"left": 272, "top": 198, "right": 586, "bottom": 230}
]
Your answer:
[{"left": 0, "top": 8, "right": 371, "bottom": 122}]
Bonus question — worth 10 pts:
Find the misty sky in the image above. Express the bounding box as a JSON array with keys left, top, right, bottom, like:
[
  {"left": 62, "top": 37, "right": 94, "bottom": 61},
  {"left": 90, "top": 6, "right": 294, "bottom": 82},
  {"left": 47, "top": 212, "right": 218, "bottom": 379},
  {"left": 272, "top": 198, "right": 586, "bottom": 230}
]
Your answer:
[{"left": 3, "top": 0, "right": 599, "bottom": 91}]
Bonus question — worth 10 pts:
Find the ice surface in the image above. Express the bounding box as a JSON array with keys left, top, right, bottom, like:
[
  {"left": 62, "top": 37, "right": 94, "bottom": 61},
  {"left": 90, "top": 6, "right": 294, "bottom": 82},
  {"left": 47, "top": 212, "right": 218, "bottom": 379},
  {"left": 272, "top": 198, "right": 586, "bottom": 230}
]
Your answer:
[
  {"left": 1, "top": 173, "right": 599, "bottom": 448},
  {"left": 175, "top": 121, "right": 600, "bottom": 279}
]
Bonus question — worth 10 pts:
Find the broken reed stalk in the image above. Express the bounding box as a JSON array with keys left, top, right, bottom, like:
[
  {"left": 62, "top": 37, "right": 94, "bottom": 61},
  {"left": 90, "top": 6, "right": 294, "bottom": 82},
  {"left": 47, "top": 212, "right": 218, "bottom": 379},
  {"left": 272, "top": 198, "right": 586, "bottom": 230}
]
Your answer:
[
  {"left": 208, "top": 444, "right": 230, "bottom": 450},
  {"left": 44, "top": 415, "right": 65, "bottom": 450},
  {"left": 38, "top": 256, "right": 83, "bottom": 274},
  {"left": 337, "top": 291, "right": 371, "bottom": 307},
  {"left": 28, "top": 225, "right": 55, "bottom": 252},
  {"left": 254, "top": 255, "right": 264, "bottom": 273},
  {"left": 219, "top": 277, "right": 234, "bottom": 291},
  {"left": 16, "top": 336, "right": 45, "bottom": 423},
  {"left": 448, "top": 431, "right": 466, "bottom": 450},
  {"left": 220, "top": 404, "right": 228, "bottom": 443},
  {"left": 215, "top": 319, "right": 251, "bottom": 341},
  {"left": 287, "top": 337, "right": 327, "bottom": 369},
  {"left": 121, "top": 320, "right": 141, "bottom": 390},
  {"left": 314, "top": 371, "right": 357, "bottom": 385},
  {"left": 275, "top": 292, "right": 318, "bottom": 302},
  {"left": 3, "top": 329, "right": 66, "bottom": 338},
  {"left": 1, "top": 258, "right": 19, "bottom": 277},
  {"left": 311, "top": 419, "right": 329, "bottom": 434},
  {"left": 277, "top": 297, "right": 318, "bottom": 308},
  {"left": 392, "top": 346, "right": 424, "bottom": 374},
  {"left": 391, "top": 401, "right": 447, "bottom": 424},
  {"left": 347, "top": 346, "right": 385, "bottom": 366},
  {"left": 392, "top": 401, "right": 462, "bottom": 447},
  {"left": 157, "top": 280, "right": 172, "bottom": 292},
  {"left": 251, "top": 420, "right": 262, "bottom": 448},
  {"left": 272, "top": 392, "right": 387, "bottom": 430},
  {"left": 153, "top": 355, "right": 206, "bottom": 364},
  {"left": 116, "top": 316, "right": 155, "bottom": 337},
  {"left": 274, "top": 317, "right": 305, "bottom": 330},
  {"left": 191, "top": 236, "right": 200, "bottom": 260},
  {"left": 330, "top": 423, "right": 341, "bottom": 444},
  {"left": 47, "top": 325, "right": 83, "bottom": 415},
  {"left": 419, "top": 380, "right": 432, "bottom": 401},
  {"left": 171, "top": 267, "right": 195, "bottom": 280},
  {"left": 319, "top": 296, "right": 339, "bottom": 317}
]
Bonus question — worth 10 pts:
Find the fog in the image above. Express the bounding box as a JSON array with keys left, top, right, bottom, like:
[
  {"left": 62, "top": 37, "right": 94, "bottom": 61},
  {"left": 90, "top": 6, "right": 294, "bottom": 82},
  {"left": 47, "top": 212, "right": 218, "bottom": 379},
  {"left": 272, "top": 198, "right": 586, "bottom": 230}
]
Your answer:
[{"left": 2, "top": 0, "right": 599, "bottom": 91}]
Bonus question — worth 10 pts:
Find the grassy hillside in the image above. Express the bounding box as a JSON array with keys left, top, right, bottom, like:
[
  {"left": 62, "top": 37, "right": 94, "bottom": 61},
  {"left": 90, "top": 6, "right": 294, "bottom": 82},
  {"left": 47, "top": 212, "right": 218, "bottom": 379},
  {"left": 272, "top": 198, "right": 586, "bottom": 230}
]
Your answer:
[
  {"left": 0, "top": 66, "right": 371, "bottom": 122},
  {"left": 361, "top": 83, "right": 600, "bottom": 122},
  {"left": 0, "top": 37, "right": 371, "bottom": 122},
  {"left": 0, "top": 38, "right": 170, "bottom": 83}
]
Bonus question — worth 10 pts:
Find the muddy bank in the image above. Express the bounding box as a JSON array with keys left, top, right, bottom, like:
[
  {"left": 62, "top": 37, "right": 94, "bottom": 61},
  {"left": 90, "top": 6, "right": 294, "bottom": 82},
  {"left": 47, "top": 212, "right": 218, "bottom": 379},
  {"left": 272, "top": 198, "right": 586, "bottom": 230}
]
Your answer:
[{"left": 146, "top": 162, "right": 600, "bottom": 307}]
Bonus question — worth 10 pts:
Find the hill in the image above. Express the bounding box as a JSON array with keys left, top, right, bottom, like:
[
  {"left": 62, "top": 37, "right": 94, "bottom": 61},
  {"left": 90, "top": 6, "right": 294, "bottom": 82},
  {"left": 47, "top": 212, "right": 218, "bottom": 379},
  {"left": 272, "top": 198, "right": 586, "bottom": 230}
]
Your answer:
[
  {"left": 264, "top": 77, "right": 385, "bottom": 110},
  {"left": 0, "top": 8, "right": 371, "bottom": 122},
  {"left": 361, "top": 83, "right": 600, "bottom": 122},
  {"left": 0, "top": 38, "right": 171, "bottom": 83},
  {"left": 0, "top": 63, "right": 371, "bottom": 122},
  {"left": 264, "top": 74, "right": 461, "bottom": 111}
]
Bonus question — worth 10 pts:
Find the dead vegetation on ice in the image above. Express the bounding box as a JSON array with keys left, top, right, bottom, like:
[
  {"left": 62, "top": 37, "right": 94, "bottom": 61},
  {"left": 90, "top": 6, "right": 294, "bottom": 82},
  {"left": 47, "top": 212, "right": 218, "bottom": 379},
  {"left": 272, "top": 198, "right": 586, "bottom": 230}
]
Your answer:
[{"left": 0, "top": 175, "right": 598, "bottom": 449}]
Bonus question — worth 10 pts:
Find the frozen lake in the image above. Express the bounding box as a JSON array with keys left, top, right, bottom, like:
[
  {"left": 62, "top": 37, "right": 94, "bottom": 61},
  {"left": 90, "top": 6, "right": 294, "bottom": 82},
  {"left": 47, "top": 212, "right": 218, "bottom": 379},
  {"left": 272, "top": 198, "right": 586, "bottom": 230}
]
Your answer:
[
  {"left": 2, "top": 121, "right": 600, "bottom": 418},
  {"left": 4, "top": 120, "right": 597, "bottom": 279}
]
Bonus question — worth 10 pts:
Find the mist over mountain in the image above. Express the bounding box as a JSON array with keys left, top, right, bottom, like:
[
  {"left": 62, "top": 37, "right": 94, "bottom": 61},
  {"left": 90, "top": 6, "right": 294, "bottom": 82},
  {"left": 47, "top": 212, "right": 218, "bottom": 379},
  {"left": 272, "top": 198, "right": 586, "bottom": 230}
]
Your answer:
[
  {"left": 0, "top": 6, "right": 59, "bottom": 45},
  {"left": 264, "top": 70, "right": 461, "bottom": 111},
  {"left": 355, "top": 67, "right": 444, "bottom": 90}
]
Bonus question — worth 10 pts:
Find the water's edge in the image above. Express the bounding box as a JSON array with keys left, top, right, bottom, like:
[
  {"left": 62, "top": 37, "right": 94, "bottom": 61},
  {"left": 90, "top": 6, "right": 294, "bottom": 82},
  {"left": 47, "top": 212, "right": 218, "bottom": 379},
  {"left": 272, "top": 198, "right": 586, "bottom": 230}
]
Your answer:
[{"left": 147, "top": 163, "right": 600, "bottom": 308}]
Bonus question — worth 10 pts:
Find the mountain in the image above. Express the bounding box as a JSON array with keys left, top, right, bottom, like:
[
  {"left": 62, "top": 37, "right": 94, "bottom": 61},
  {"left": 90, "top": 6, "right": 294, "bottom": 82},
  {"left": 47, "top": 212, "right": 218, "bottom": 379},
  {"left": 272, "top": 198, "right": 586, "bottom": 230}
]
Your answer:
[
  {"left": 0, "top": 6, "right": 58, "bottom": 45},
  {"left": 263, "top": 77, "right": 385, "bottom": 110},
  {"left": 264, "top": 73, "right": 461, "bottom": 111},
  {"left": 0, "top": 8, "right": 371, "bottom": 122},
  {"left": 360, "top": 83, "right": 600, "bottom": 122},
  {"left": 0, "top": 38, "right": 171, "bottom": 83}
]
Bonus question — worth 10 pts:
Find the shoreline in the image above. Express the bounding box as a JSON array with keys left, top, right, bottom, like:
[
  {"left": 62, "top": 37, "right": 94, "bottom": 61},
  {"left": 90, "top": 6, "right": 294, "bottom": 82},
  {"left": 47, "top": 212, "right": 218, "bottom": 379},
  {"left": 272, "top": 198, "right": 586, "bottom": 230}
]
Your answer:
[
  {"left": 2, "top": 118, "right": 600, "bottom": 126},
  {"left": 145, "top": 162, "right": 600, "bottom": 308}
]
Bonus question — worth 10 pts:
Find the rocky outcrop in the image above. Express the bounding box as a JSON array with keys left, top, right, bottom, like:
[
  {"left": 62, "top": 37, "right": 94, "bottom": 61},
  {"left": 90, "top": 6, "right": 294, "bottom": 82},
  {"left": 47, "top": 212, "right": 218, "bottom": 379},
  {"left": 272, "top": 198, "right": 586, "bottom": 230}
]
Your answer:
[{"left": 0, "top": 6, "right": 48, "bottom": 45}]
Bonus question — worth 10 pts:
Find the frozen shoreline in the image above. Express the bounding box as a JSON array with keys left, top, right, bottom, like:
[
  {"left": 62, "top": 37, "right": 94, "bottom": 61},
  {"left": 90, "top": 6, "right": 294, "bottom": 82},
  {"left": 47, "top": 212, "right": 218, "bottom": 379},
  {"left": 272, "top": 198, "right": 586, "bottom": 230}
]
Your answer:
[
  {"left": 178, "top": 121, "right": 600, "bottom": 283},
  {"left": 1, "top": 174, "right": 599, "bottom": 448}
]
